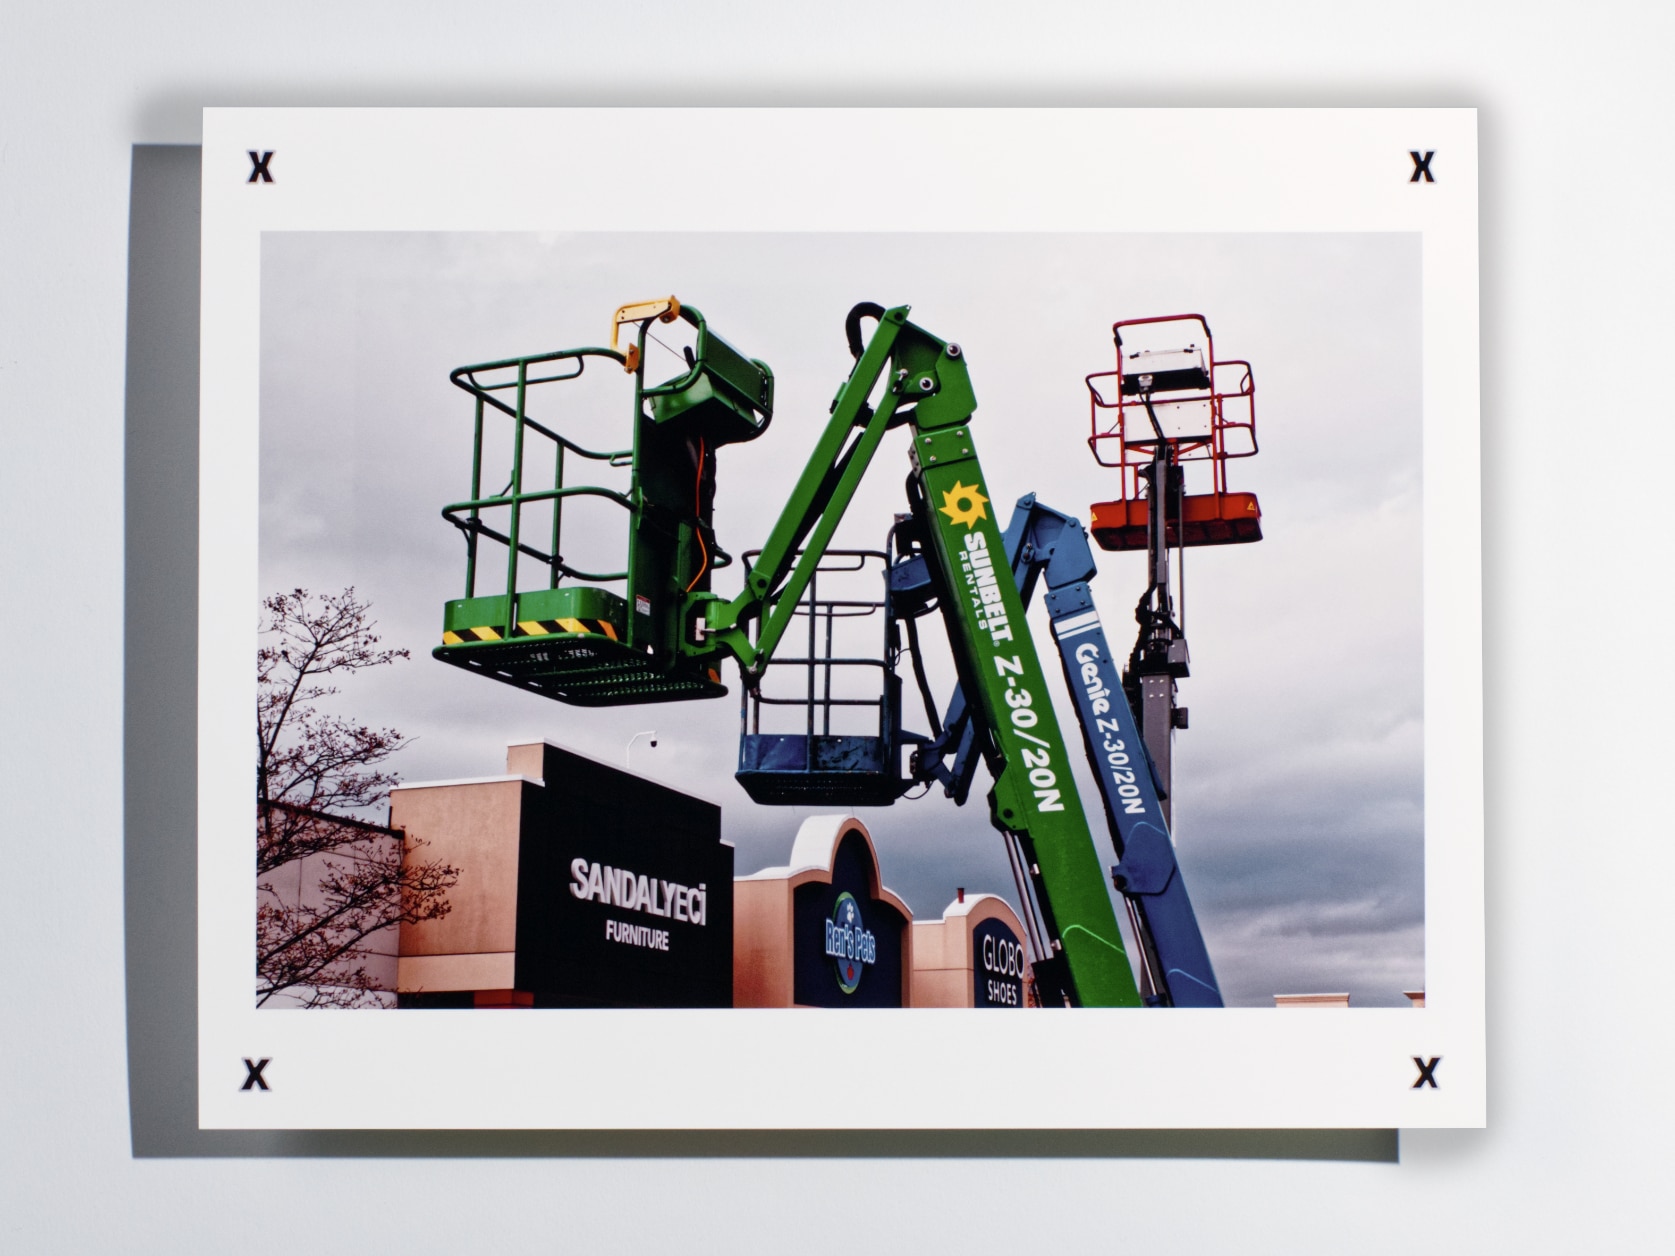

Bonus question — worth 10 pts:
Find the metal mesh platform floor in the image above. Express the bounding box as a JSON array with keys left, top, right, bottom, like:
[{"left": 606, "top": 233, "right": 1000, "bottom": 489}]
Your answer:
[{"left": 434, "top": 634, "right": 726, "bottom": 706}]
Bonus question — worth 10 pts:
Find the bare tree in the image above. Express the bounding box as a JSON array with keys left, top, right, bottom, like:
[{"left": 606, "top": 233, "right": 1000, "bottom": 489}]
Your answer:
[{"left": 256, "top": 587, "right": 458, "bottom": 1008}]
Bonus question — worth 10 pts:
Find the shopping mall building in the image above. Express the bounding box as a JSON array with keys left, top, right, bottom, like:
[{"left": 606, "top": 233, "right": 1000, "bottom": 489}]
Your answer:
[{"left": 388, "top": 740, "right": 1033, "bottom": 1010}]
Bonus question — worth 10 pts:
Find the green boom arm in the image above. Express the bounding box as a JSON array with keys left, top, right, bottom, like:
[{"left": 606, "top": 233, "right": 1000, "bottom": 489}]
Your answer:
[{"left": 689, "top": 305, "right": 1141, "bottom": 1007}]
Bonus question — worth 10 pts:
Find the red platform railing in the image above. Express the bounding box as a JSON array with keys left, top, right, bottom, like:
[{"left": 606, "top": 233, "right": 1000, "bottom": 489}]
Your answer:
[{"left": 1086, "top": 315, "right": 1261, "bottom": 552}]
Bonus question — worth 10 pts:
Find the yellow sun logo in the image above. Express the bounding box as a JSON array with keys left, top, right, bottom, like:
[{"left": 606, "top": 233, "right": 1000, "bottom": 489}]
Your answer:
[{"left": 938, "top": 480, "right": 990, "bottom": 529}]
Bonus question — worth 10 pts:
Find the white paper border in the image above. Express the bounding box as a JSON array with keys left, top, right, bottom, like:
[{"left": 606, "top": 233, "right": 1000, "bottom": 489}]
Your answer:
[{"left": 200, "top": 108, "right": 1482, "bottom": 1129}]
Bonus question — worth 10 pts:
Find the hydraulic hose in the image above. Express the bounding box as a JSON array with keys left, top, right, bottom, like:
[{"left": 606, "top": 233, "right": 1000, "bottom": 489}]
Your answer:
[{"left": 845, "top": 301, "right": 887, "bottom": 360}]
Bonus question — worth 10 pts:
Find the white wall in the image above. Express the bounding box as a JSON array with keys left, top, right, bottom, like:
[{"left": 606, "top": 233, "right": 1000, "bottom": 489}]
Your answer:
[{"left": 4, "top": 4, "right": 1671, "bottom": 1251}]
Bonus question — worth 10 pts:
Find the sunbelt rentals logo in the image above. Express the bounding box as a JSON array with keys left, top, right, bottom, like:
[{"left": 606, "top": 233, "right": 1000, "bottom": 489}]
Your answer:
[{"left": 938, "top": 480, "right": 989, "bottom": 529}]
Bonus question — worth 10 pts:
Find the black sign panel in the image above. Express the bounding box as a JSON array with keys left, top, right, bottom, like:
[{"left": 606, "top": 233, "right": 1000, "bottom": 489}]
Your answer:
[
  {"left": 512, "top": 744, "right": 732, "bottom": 1007},
  {"left": 972, "top": 917, "right": 1027, "bottom": 1008},
  {"left": 791, "top": 830, "right": 905, "bottom": 1007}
]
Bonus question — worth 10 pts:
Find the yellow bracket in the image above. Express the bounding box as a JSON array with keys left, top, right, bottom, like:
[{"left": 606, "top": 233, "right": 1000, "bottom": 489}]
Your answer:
[{"left": 611, "top": 296, "right": 681, "bottom": 373}]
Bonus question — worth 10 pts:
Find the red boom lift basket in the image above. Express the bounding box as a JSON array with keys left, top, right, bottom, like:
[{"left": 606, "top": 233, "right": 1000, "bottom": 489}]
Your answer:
[{"left": 1086, "top": 314, "right": 1261, "bottom": 552}]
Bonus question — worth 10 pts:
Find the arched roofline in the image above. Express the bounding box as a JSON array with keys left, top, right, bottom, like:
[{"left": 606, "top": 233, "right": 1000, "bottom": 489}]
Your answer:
[{"left": 738, "top": 814, "right": 912, "bottom": 921}]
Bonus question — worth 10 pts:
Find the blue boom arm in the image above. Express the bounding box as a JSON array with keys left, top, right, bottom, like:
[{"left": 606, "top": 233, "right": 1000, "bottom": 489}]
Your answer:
[{"left": 906, "top": 493, "right": 1223, "bottom": 1007}]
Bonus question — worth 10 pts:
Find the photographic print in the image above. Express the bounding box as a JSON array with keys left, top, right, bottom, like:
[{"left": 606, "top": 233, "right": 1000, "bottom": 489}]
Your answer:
[{"left": 201, "top": 109, "right": 1483, "bottom": 1129}]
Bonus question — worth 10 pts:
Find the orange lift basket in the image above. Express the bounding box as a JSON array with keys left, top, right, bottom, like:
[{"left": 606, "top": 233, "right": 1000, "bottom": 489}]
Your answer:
[{"left": 1086, "top": 314, "right": 1261, "bottom": 552}]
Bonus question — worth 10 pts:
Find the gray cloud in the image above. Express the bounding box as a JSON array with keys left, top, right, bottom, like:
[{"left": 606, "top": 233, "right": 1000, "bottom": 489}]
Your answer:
[{"left": 260, "top": 231, "right": 1423, "bottom": 1007}]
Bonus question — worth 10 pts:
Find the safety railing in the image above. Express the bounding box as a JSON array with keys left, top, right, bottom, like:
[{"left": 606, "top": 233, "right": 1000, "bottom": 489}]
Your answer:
[
  {"left": 1086, "top": 314, "right": 1259, "bottom": 500},
  {"left": 442, "top": 346, "right": 637, "bottom": 619},
  {"left": 740, "top": 549, "right": 894, "bottom": 742}
]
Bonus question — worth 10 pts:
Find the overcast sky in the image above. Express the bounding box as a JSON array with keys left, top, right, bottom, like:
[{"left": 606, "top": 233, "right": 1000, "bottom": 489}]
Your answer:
[{"left": 260, "top": 231, "right": 1422, "bottom": 1007}]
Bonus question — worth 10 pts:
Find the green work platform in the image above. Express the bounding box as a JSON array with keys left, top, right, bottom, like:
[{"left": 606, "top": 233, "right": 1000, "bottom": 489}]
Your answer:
[
  {"left": 436, "top": 300, "right": 773, "bottom": 710},
  {"left": 432, "top": 586, "right": 726, "bottom": 706}
]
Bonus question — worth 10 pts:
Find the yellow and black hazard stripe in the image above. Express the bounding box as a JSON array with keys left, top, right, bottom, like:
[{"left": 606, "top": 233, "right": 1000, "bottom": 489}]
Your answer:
[
  {"left": 443, "top": 618, "right": 620, "bottom": 646},
  {"left": 512, "top": 617, "right": 620, "bottom": 641}
]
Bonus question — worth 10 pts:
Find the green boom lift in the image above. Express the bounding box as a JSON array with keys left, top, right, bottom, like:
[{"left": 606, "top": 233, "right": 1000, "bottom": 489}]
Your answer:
[{"left": 435, "top": 299, "right": 1142, "bottom": 1007}]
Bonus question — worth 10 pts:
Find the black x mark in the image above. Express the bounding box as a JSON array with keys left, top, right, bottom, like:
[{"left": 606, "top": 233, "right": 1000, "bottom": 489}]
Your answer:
[
  {"left": 1409, "top": 150, "right": 1435, "bottom": 183},
  {"left": 248, "top": 150, "right": 274, "bottom": 184},
  {"left": 241, "top": 1057, "right": 271, "bottom": 1091},
  {"left": 1412, "top": 1055, "right": 1441, "bottom": 1089}
]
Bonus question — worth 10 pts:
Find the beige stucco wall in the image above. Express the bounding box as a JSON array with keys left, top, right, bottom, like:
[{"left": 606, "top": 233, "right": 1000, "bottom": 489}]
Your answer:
[
  {"left": 258, "top": 826, "right": 402, "bottom": 1007},
  {"left": 909, "top": 893, "right": 1029, "bottom": 1008},
  {"left": 1274, "top": 992, "right": 1351, "bottom": 1009},
  {"left": 732, "top": 876, "right": 795, "bottom": 1008},
  {"left": 391, "top": 775, "right": 531, "bottom": 990},
  {"left": 396, "top": 951, "right": 516, "bottom": 993},
  {"left": 504, "top": 742, "right": 546, "bottom": 781}
]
